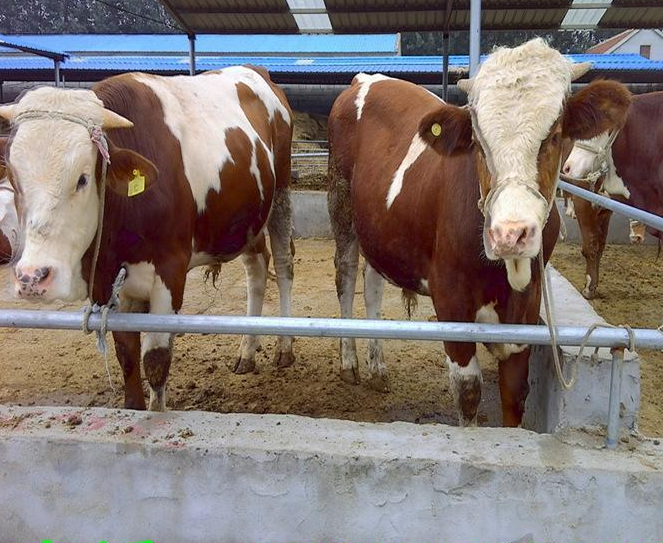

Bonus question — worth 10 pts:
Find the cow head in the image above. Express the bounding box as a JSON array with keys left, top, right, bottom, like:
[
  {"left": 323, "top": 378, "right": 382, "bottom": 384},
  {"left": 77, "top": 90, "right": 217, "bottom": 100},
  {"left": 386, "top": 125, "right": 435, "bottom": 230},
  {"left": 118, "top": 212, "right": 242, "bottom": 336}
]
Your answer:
[
  {"left": 562, "top": 129, "right": 631, "bottom": 199},
  {"left": 419, "top": 38, "right": 631, "bottom": 291},
  {"left": 0, "top": 136, "right": 19, "bottom": 265},
  {"left": 0, "top": 87, "right": 157, "bottom": 302}
]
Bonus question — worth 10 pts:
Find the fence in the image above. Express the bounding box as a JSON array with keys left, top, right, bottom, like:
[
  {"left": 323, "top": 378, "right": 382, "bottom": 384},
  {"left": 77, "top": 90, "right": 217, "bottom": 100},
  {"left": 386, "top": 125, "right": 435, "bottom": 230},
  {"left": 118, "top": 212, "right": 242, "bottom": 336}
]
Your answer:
[{"left": 1, "top": 147, "right": 662, "bottom": 449}]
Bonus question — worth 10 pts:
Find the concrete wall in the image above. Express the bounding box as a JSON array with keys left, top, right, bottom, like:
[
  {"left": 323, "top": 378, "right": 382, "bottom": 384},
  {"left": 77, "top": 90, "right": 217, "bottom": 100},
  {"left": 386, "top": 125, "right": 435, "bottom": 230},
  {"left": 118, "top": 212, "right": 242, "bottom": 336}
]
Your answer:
[
  {"left": 526, "top": 268, "right": 640, "bottom": 433},
  {"left": 1, "top": 405, "right": 662, "bottom": 543}
]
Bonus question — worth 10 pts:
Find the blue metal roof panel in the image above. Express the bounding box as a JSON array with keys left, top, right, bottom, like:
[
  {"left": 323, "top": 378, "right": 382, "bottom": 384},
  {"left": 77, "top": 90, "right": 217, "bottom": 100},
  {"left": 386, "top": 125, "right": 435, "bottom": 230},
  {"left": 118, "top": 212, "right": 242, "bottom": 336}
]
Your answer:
[
  {"left": 0, "top": 34, "right": 399, "bottom": 55},
  {"left": 0, "top": 34, "right": 67, "bottom": 59},
  {"left": 0, "top": 53, "right": 660, "bottom": 75}
]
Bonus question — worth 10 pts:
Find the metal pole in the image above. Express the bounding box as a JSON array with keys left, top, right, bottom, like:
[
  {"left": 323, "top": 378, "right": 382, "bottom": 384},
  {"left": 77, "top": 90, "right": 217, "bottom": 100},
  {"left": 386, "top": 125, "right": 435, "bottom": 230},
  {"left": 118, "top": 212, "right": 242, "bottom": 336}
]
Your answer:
[
  {"left": 188, "top": 34, "right": 196, "bottom": 76},
  {"left": 606, "top": 347, "right": 625, "bottom": 449},
  {"left": 469, "top": 0, "right": 481, "bottom": 76},
  {"left": 54, "top": 60, "right": 60, "bottom": 87},
  {"left": 442, "top": 32, "right": 450, "bottom": 101},
  {"left": 558, "top": 180, "right": 663, "bottom": 232},
  {"left": 1, "top": 310, "right": 663, "bottom": 349}
]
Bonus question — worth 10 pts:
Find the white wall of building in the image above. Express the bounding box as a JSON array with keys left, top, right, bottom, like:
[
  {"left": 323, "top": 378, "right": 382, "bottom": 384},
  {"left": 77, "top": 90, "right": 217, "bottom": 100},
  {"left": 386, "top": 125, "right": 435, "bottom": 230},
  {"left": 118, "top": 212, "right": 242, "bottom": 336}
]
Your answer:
[{"left": 611, "top": 29, "right": 663, "bottom": 60}]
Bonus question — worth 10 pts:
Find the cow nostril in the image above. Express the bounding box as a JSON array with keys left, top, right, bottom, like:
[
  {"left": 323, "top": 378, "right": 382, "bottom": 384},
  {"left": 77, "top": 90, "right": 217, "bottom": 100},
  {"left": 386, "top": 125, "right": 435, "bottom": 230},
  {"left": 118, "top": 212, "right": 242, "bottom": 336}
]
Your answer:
[
  {"left": 38, "top": 267, "right": 50, "bottom": 281},
  {"left": 516, "top": 227, "right": 529, "bottom": 245},
  {"left": 563, "top": 164, "right": 571, "bottom": 174}
]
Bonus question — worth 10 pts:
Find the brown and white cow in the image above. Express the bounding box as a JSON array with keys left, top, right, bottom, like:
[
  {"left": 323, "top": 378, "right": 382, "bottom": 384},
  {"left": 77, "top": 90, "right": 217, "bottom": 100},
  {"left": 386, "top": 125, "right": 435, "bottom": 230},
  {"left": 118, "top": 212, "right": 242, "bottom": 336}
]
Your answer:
[
  {"left": 0, "top": 137, "right": 18, "bottom": 265},
  {"left": 0, "top": 66, "right": 295, "bottom": 410},
  {"left": 562, "top": 91, "right": 661, "bottom": 299},
  {"left": 328, "top": 39, "right": 631, "bottom": 426}
]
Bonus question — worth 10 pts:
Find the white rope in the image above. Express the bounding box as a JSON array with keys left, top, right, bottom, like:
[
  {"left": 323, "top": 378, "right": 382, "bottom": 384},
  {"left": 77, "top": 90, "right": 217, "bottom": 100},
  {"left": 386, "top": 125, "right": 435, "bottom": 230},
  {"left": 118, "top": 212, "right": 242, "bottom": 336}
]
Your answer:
[{"left": 539, "top": 247, "right": 636, "bottom": 390}]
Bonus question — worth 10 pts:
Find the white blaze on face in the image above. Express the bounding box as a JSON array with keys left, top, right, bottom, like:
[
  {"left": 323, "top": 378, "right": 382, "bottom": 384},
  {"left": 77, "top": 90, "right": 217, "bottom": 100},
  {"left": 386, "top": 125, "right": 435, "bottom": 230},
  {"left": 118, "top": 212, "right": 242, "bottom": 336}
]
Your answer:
[
  {"left": 5, "top": 87, "right": 104, "bottom": 301},
  {"left": 564, "top": 131, "right": 630, "bottom": 198},
  {"left": 563, "top": 132, "right": 610, "bottom": 179},
  {"left": 468, "top": 39, "right": 572, "bottom": 261}
]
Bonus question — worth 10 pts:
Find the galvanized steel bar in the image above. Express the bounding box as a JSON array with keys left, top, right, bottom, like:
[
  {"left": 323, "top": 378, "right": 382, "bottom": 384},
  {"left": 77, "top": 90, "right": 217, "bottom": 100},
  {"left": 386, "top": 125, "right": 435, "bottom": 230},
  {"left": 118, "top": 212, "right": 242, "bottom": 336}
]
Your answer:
[
  {"left": 2, "top": 310, "right": 663, "bottom": 349},
  {"left": 291, "top": 152, "right": 329, "bottom": 158},
  {"left": 606, "top": 348, "right": 625, "bottom": 449},
  {"left": 558, "top": 180, "right": 663, "bottom": 232},
  {"left": 53, "top": 60, "right": 60, "bottom": 87},
  {"left": 469, "top": 0, "right": 481, "bottom": 77}
]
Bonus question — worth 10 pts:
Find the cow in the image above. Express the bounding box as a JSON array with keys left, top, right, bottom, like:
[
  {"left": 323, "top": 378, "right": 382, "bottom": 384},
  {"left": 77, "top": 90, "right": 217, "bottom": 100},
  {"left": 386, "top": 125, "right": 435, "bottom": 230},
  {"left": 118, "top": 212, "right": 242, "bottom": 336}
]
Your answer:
[
  {"left": 0, "top": 137, "right": 18, "bottom": 265},
  {"left": 562, "top": 91, "right": 662, "bottom": 299},
  {"left": 0, "top": 66, "right": 296, "bottom": 411},
  {"left": 327, "top": 38, "right": 631, "bottom": 427}
]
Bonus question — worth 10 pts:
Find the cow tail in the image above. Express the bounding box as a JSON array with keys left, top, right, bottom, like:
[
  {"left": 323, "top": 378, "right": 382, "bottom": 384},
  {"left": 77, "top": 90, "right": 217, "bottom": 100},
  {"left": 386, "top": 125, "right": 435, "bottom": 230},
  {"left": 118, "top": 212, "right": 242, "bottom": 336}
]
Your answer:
[{"left": 401, "top": 289, "right": 418, "bottom": 320}]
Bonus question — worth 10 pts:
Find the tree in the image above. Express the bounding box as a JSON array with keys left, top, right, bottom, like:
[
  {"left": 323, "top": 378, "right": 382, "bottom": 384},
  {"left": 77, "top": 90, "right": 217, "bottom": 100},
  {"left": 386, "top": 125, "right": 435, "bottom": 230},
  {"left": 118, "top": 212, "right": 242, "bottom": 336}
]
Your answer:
[
  {"left": 0, "top": 0, "right": 179, "bottom": 34},
  {"left": 401, "top": 29, "right": 622, "bottom": 56}
]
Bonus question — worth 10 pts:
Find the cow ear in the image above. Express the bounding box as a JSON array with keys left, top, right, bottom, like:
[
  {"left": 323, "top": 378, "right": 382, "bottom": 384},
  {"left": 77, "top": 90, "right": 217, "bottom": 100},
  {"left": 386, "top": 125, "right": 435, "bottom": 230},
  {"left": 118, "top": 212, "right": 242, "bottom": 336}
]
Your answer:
[
  {"left": 418, "top": 105, "right": 472, "bottom": 156},
  {"left": 563, "top": 80, "right": 631, "bottom": 141},
  {"left": 105, "top": 143, "right": 158, "bottom": 198}
]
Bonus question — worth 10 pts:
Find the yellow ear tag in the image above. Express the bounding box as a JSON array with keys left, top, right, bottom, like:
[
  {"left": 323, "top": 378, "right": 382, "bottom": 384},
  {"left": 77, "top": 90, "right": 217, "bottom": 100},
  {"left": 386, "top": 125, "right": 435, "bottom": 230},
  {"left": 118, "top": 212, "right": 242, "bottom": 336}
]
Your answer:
[
  {"left": 127, "top": 169, "right": 146, "bottom": 197},
  {"left": 431, "top": 123, "right": 442, "bottom": 137}
]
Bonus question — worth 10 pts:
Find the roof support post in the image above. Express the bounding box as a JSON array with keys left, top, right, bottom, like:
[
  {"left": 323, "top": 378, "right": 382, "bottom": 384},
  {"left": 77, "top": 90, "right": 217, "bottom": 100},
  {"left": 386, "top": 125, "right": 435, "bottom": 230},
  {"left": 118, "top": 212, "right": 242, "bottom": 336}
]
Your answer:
[
  {"left": 442, "top": 0, "right": 453, "bottom": 101},
  {"left": 469, "top": 0, "right": 481, "bottom": 76},
  {"left": 188, "top": 34, "right": 196, "bottom": 76},
  {"left": 54, "top": 59, "right": 61, "bottom": 87},
  {"left": 442, "top": 32, "right": 450, "bottom": 100}
]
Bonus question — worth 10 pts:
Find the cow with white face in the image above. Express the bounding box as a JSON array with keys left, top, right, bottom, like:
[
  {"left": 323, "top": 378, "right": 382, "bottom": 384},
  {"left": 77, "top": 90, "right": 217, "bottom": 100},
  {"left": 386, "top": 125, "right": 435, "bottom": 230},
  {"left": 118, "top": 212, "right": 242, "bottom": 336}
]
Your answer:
[
  {"left": 561, "top": 91, "right": 663, "bottom": 298},
  {"left": 0, "top": 137, "right": 18, "bottom": 265},
  {"left": 328, "top": 38, "right": 632, "bottom": 426},
  {"left": 0, "top": 67, "right": 296, "bottom": 410}
]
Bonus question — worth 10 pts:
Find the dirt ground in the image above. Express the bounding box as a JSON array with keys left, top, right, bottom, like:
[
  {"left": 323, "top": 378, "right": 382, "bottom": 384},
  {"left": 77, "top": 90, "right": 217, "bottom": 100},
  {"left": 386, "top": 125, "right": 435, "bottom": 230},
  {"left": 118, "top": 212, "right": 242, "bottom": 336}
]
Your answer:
[
  {"left": 0, "top": 240, "right": 507, "bottom": 427},
  {"left": 552, "top": 242, "right": 663, "bottom": 437},
  {"left": 1, "top": 239, "right": 662, "bottom": 435}
]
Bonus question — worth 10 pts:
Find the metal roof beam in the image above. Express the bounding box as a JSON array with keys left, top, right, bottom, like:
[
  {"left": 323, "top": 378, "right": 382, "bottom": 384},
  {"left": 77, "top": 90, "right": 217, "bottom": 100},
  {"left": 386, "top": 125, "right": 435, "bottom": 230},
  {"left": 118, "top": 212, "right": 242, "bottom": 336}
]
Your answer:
[{"left": 157, "top": 0, "right": 196, "bottom": 36}]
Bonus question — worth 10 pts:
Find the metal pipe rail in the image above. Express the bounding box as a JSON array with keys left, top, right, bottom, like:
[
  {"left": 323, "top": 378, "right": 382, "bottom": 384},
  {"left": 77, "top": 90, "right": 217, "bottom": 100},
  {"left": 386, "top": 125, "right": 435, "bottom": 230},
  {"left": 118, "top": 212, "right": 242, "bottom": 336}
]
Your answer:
[
  {"left": 1, "top": 310, "right": 662, "bottom": 349},
  {"left": 558, "top": 179, "right": 663, "bottom": 232}
]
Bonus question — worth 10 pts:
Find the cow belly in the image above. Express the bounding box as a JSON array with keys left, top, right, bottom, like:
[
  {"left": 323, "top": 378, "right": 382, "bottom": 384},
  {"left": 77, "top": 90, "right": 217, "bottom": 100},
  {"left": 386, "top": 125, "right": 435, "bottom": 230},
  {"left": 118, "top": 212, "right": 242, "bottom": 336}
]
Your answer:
[{"left": 193, "top": 180, "right": 273, "bottom": 261}]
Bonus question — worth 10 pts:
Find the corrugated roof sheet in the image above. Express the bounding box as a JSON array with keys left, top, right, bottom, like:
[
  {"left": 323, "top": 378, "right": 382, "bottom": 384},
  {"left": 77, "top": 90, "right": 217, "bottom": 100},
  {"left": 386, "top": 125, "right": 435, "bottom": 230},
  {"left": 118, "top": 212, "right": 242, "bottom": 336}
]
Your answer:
[
  {"left": 0, "top": 34, "right": 398, "bottom": 56},
  {"left": 0, "top": 34, "right": 67, "bottom": 60},
  {"left": 1, "top": 53, "right": 660, "bottom": 75},
  {"left": 155, "top": 0, "right": 663, "bottom": 33}
]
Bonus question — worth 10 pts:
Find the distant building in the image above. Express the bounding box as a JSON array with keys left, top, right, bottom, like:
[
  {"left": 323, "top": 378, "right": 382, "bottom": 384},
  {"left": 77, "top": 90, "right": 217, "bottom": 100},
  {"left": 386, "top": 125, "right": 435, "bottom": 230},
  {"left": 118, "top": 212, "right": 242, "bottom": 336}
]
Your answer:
[{"left": 586, "top": 29, "right": 663, "bottom": 60}]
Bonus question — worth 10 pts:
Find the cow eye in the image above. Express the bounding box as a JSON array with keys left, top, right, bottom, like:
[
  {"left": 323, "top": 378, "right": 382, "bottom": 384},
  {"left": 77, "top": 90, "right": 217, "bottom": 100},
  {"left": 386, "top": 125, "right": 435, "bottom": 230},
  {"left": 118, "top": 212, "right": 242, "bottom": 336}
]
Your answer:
[
  {"left": 76, "top": 175, "right": 88, "bottom": 191},
  {"left": 551, "top": 132, "right": 561, "bottom": 145}
]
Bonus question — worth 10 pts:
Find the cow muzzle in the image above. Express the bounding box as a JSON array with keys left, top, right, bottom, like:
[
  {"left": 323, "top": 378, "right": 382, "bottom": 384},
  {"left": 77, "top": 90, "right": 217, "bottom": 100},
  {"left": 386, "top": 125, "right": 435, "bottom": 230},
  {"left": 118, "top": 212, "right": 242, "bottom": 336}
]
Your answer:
[
  {"left": 486, "top": 220, "right": 539, "bottom": 259},
  {"left": 14, "top": 265, "right": 54, "bottom": 299}
]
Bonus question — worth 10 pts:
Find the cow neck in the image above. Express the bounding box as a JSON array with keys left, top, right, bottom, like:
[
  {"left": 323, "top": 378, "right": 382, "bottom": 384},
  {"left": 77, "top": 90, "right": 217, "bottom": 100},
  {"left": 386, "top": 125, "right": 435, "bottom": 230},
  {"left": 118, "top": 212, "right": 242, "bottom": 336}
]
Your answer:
[
  {"left": 12, "top": 109, "right": 111, "bottom": 303},
  {"left": 469, "top": 106, "right": 555, "bottom": 220}
]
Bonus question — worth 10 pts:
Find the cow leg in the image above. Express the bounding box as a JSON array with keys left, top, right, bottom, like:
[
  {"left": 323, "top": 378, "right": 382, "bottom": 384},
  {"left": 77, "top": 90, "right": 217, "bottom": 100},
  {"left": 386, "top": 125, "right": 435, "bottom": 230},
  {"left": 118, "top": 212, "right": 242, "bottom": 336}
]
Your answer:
[
  {"left": 142, "top": 274, "right": 177, "bottom": 412},
  {"left": 234, "top": 248, "right": 268, "bottom": 374},
  {"left": 363, "top": 262, "right": 389, "bottom": 392},
  {"left": 113, "top": 299, "right": 147, "bottom": 410},
  {"left": 575, "top": 196, "right": 611, "bottom": 299},
  {"left": 444, "top": 342, "right": 483, "bottom": 427},
  {"left": 267, "top": 187, "right": 296, "bottom": 368},
  {"left": 329, "top": 172, "right": 360, "bottom": 384},
  {"left": 498, "top": 348, "right": 531, "bottom": 427}
]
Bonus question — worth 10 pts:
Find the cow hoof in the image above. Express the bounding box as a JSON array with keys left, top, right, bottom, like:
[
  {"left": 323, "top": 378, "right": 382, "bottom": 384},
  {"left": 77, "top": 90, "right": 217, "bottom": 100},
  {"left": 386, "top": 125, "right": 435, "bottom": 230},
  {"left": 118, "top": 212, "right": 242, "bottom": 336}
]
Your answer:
[
  {"left": 340, "top": 367, "right": 360, "bottom": 385},
  {"left": 582, "top": 289, "right": 596, "bottom": 300},
  {"left": 366, "top": 374, "right": 390, "bottom": 393},
  {"left": 274, "top": 350, "right": 295, "bottom": 368},
  {"left": 233, "top": 357, "right": 256, "bottom": 374}
]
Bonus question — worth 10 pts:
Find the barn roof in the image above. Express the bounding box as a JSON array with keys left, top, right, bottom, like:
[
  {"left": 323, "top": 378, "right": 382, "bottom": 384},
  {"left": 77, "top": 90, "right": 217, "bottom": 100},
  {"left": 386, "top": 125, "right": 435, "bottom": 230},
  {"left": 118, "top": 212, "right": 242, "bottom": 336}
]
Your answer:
[
  {"left": 0, "top": 33, "right": 399, "bottom": 57},
  {"left": 156, "top": 0, "right": 663, "bottom": 34},
  {"left": 1, "top": 52, "right": 660, "bottom": 84}
]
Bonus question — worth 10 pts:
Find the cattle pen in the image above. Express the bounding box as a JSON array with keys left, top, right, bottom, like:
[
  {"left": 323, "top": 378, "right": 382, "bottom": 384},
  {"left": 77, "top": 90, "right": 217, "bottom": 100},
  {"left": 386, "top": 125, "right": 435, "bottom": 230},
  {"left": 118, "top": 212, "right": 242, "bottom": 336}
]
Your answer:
[
  {"left": 3, "top": 1, "right": 663, "bottom": 542},
  {"left": 0, "top": 173, "right": 663, "bottom": 543}
]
